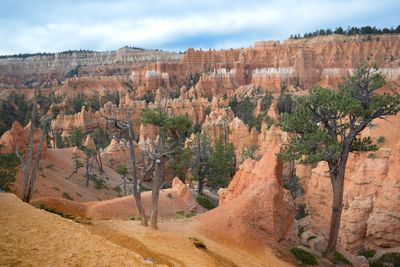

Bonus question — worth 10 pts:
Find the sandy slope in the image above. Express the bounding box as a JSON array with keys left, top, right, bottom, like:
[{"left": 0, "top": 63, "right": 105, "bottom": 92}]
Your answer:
[
  {"left": 0, "top": 193, "right": 293, "bottom": 267},
  {"left": 0, "top": 193, "right": 150, "bottom": 267}
]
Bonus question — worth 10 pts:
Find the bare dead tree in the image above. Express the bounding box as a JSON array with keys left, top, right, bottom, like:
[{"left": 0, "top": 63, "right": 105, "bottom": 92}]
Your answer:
[
  {"left": 66, "top": 153, "right": 84, "bottom": 179},
  {"left": 16, "top": 97, "right": 51, "bottom": 203},
  {"left": 100, "top": 109, "right": 148, "bottom": 226}
]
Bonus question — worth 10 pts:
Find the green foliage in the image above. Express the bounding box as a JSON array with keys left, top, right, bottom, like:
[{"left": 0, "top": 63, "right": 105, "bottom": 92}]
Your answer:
[
  {"left": 278, "top": 62, "right": 400, "bottom": 166},
  {"left": 91, "top": 128, "right": 110, "bottom": 149},
  {"left": 290, "top": 247, "right": 317, "bottom": 265},
  {"left": 62, "top": 192, "right": 74, "bottom": 201},
  {"left": 241, "top": 144, "right": 259, "bottom": 163},
  {"left": 38, "top": 204, "right": 74, "bottom": 219},
  {"left": 208, "top": 138, "right": 236, "bottom": 189},
  {"left": 370, "top": 252, "right": 400, "bottom": 267},
  {"left": 307, "top": 236, "right": 317, "bottom": 242},
  {"left": 277, "top": 91, "right": 295, "bottom": 114},
  {"left": 115, "top": 165, "right": 128, "bottom": 176},
  {"left": 367, "top": 153, "right": 377, "bottom": 159},
  {"left": 335, "top": 251, "right": 350, "bottom": 264},
  {"left": 376, "top": 136, "right": 385, "bottom": 144},
  {"left": 68, "top": 128, "right": 84, "bottom": 148},
  {"left": 357, "top": 248, "right": 376, "bottom": 259},
  {"left": 283, "top": 176, "right": 304, "bottom": 198},
  {"left": 104, "top": 90, "right": 120, "bottom": 106},
  {"left": 55, "top": 132, "right": 65, "bottom": 148},
  {"left": 0, "top": 145, "right": 20, "bottom": 191},
  {"left": 229, "top": 93, "right": 273, "bottom": 132},
  {"left": 141, "top": 92, "right": 155, "bottom": 104},
  {"left": 0, "top": 92, "right": 31, "bottom": 136},
  {"left": 196, "top": 196, "right": 216, "bottom": 210},
  {"left": 295, "top": 203, "right": 309, "bottom": 220},
  {"left": 91, "top": 176, "right": 106, "bottom": 190},
  {"left": 139, "top": 108, "right": 192, "bottom": 139},
  {"left": 204, "top": 106, "right": 212, "bottom": 116},
  {"left": 187, "top": 133, "right": 212, "bottom": 185},
  {"left": 291, "top": 25, "right": 400, "bottom": 39}
]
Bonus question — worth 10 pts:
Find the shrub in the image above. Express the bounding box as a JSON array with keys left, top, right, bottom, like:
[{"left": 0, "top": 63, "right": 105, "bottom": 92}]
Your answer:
[
  {"left": 38, "top": 204, "right": 73, "bottom": 219},
  {"left": 357, "top": 248, "right": 376, "bottom": 259},
  {"left": 62, "top": 192, "right": 74, "bottom": 201},
  {"left": 367, "top": 153, "right": 377, "bottom": 159},
  {"left": 335, "top": 251, "right": 350, "bottom": 264},
  {"left": 196, "top": 196, "right": 216, "bottom": 210},
  {"left": 290, "top": 247, "right": 317, "bottom": 265},
  {"left": 141, "top": 92, "right": 155, "bottom": 104},
  {"left": 370, "top": 252, "right": 400, "bottom": 267},
  {"left": 307, "top": 236, "right": 317, "bottom": 242},
  {"left": 377, "top": 136, "right": 385, "bottom": 144},
  {"left": 204, "top": 106, "right": 211, "bottom": 116},
  {"left": 190, "top": 237, "right": 207, "bottom": 249},
  {"left": 284, "top": 176, "right": 304, "bottom": 198},
  {"left": 167, "top": 193, "right": 173, "bottom": 199},
  {"left": 91, "top": 176, "right": 106, "bottom": 190},
  {"left": 295, "top": 203, "right": 309, "bottom": 220}
]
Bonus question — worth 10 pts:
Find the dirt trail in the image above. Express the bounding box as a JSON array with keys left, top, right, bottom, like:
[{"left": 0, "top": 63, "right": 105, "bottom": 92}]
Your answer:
[{"left": 93, "top": 219, "right": 293, "bottom": 267}]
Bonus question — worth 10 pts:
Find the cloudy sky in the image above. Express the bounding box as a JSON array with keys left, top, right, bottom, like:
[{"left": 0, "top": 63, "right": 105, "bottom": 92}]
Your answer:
[{"left": 0, "top": 0, "right": 399, "bottom": 55}]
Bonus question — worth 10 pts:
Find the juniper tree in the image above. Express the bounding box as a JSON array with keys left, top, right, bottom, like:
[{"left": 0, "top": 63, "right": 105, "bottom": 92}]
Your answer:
[{"left": 278, "top": 62, "right": 400, "bottom": 261}]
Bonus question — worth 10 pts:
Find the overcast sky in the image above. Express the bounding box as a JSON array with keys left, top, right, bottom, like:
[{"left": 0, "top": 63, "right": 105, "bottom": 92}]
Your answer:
[{"left": 0, "top": 0, "right": 399, "bottom": 55}]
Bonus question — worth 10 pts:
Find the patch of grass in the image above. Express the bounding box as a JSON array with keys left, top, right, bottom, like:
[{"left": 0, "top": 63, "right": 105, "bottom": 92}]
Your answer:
[
  {"left": 196, "top": 196, "right": 216, "bottom": 210},
  {"left": 91, "top": 176, "right": 106, "bottom": 190},
  {"left": 357, "top": 248, "right": 376, "bottom": 259},
  {"left": 290, "top": 247, "right": 317, "bottom": 265},
  {"left": 38, "top": 204, "right": 91, "bottom": 225},
  {"left": 370, "top": 252, "right": 400, "bottom": 267},
  {"left": 307, "top": 235, "right": 317, "bottom": 242},
  {"left": 335, "top": 251, "right": 350, "bottom": 264},
  {"left": 167, "top": 193, "right": 173, "bottom": 199},
  {"left": 176, "top": 210, "right": 197, "bottom": 218},
  {"left": 62, "top": 192, "right": 74, "bottom": 201},
  {"left": 38, "top": 204, "right": 73, "bottom": 219},
  {"left": 189, "top": 237, "right": 207, "bottom": 249},
  {"left": 367, "top": 153, "right": 377, "bottom": 159},
  {"left": 376, "top": 136, "right": 385, "bottom": 144}
]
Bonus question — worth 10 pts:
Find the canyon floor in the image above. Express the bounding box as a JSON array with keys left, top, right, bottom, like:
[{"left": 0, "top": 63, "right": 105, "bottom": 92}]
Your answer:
[{"left": 0, "top": 193, "right": 293, "bottom": 267}]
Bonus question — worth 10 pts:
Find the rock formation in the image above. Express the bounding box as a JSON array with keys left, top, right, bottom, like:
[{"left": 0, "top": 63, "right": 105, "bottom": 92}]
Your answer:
[{"left": 0, "top": 121, "right": 47, "bottom": 155}]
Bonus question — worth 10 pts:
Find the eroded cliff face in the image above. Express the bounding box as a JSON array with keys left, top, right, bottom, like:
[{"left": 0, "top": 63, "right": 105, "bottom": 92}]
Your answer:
[
  {"left": 196, "top": 127, "right": 296, "bottom": 246},
  {"left": 2, "top": 34, "right": 399, "bottom": 96},
  {"left": 0, "top": 48, "right": 181, "bottom": 89}
]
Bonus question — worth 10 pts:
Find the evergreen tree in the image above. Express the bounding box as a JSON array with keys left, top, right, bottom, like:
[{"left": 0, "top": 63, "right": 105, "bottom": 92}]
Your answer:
[{"left": 278, "top": 62, "right": 400, "bottom": 261}]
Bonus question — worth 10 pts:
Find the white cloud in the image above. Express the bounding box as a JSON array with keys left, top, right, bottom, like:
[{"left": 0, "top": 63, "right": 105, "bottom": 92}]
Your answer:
[{"left": 0, "top": 0, "right": 398, "bottom": 54}]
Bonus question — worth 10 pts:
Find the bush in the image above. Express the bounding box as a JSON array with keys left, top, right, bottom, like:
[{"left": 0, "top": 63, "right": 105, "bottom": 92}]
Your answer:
[
  {"left": 367, "top": 153, "right": 377, "bottom": 159},
  {"left": 284, "top": 176, "right": 304, "bottom": 198},
  {"left": 295, "top": 203, "right": 309, "bottom": 220},
  {"left": 357, "top": 248, "right": 376, "bottom": 259},
  {"left": 190, "top": 237, "right": 207, "bottom": 249},
  {"left": 335, "top": 251, "right": 350, "bottom": 264},
  {"left": 377, "top": 136, "right": 385, "bottom": 144},
  {"left": 290, "top": 247, "right": 317, "bottom": 265},
  {"left": 141, "top": 92, "right": 155, "bottom": 104},
  {"left": 370, "top": 252, "right": 400, "bottom": 267},
  {"left": 167, "top": 193, "right": 173, "bottom": 199},
  {"left": 176, "top": 210, "right": 197, "bottom": 218},
  {"left": 38, "top": 204, "right": 73, "bottom": 219},
  {"left": 196, "top": 196, "right": 216, "bottom": 210}
]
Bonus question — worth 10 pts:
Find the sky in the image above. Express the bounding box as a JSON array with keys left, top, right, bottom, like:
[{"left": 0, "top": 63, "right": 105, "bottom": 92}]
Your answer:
[{"left": 0, "top": 0, "right": 399, "bottom": 55}]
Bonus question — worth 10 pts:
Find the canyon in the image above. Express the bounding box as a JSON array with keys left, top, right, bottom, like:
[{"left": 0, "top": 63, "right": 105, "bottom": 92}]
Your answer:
[{"left": 1, "top": 33, "right": 400, "bottom": 266}]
